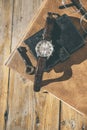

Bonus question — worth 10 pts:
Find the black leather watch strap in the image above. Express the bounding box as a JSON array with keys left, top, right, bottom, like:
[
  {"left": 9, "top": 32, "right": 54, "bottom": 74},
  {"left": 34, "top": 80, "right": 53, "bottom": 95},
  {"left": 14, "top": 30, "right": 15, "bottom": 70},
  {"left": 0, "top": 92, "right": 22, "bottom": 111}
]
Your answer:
[{"left": 34, "top": 57, "right": 46, "bottom": 91}]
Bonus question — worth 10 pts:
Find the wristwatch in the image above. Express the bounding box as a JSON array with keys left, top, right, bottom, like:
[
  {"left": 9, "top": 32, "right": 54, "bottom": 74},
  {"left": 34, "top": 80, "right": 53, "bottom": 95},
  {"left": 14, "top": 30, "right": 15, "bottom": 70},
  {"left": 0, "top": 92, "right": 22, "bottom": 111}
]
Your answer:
[
  {"left": 34, "top": 12, "right": 59, "bottom": 92},
  {"left": 34, "top": 40, "right": 54, "bottom": 91}
]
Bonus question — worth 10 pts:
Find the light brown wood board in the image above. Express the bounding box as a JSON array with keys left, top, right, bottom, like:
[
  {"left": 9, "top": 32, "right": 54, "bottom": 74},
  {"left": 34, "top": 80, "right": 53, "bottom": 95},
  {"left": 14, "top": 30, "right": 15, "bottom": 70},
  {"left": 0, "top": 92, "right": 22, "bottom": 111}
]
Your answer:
[
  {"left": 0, "top": 0, "right": 13, "bottom": 129},
  {"left": 6, "top": 0, "right": 87, "bottom": 116}
]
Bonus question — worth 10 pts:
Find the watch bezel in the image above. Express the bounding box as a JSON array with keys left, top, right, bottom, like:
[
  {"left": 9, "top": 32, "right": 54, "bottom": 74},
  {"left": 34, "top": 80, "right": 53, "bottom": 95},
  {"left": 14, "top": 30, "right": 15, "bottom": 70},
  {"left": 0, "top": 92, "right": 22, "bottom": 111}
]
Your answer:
[{"left": 35, "top": 40, "right": 54, "bottom": 58}]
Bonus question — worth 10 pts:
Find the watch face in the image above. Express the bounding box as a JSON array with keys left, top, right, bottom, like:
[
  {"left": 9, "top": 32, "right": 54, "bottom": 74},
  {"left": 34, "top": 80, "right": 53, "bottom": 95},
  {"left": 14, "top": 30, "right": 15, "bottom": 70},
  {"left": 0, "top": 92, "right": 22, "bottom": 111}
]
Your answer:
[{"left": 35, "top": 40, "right": 54, "bottom": 58}]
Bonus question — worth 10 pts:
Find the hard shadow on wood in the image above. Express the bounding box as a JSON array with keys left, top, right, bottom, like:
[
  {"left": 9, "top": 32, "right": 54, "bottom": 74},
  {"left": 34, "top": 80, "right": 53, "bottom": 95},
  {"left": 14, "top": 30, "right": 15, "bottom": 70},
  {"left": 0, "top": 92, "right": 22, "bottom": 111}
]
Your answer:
[{"left": 42, "top": 16, "right": 87, "bottom": 87}]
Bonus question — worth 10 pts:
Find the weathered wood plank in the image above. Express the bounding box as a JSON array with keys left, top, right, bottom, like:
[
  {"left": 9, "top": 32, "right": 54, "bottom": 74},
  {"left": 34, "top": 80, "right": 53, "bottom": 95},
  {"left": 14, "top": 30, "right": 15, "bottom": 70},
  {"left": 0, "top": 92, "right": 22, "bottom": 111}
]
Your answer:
[
  {"left": 34, "top": 92, "right": 60, "bottom": 130},
  {"left": 6, "top": 73, "right": 36, "bottom": 130},
  {"left": 6, "top": 0, "right": 59, "bottom": 130},
  {"left": 60, "top": 102, "right": 87, "bottom": 130},
  {"left": 11, "top": 0, "right": 44, "bottom": 51},
  {"left": 0, "top": 0, "right": 13, "bottom": 130},
  {"left": 6, "top": 72, "right": 60, "bottom": 130},
  {"left": 6, "top": 0, "right": 42, "bottom": 129}
]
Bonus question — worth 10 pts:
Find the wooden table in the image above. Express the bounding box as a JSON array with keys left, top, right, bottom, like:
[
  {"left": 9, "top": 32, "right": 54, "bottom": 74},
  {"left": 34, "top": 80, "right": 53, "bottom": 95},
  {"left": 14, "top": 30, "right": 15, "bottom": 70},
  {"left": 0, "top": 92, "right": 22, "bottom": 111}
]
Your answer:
[{"left": 6, "top": 0, "right": 87, "bottom": 116}]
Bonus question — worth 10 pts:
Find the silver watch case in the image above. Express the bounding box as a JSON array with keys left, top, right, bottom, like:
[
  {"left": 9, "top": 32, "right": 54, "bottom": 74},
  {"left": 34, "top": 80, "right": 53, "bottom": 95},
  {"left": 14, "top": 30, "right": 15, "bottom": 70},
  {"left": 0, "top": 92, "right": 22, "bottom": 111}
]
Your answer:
[{"left": 35, "top": 40, "right": 54, "bottom": 58}]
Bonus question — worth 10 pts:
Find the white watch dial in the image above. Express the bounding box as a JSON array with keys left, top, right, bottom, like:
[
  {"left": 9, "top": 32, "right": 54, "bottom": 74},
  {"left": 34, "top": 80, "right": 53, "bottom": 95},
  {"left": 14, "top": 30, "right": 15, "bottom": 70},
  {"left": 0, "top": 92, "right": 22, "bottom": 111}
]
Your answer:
[{"left": 35, "top": 40, "right": 54, "bottom": 58}]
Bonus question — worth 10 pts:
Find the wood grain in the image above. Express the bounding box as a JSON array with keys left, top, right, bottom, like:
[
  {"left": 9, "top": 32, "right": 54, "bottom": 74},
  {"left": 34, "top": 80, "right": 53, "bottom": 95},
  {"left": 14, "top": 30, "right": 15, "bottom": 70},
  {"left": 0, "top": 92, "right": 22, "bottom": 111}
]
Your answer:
[
  {"left": 5, "top": 0, "right": 60, "bottom": 130},
  {"left": 6, "top": 71, "right": 60, "bottom": 130},
  {"left": 6, "top": 1, "right": 43, "bottom": 130},
  {"left": 6, "top": 0, "right": 87, "bottom": 116},
  {"left": 60, "top": 102, "right": 87, "bottom": 130},
  {"left": 0, "top": 0, "right": 13, "bottom": 130},
  {"left": 34, "top": 92, "right": 60, "bottom": 130}
]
